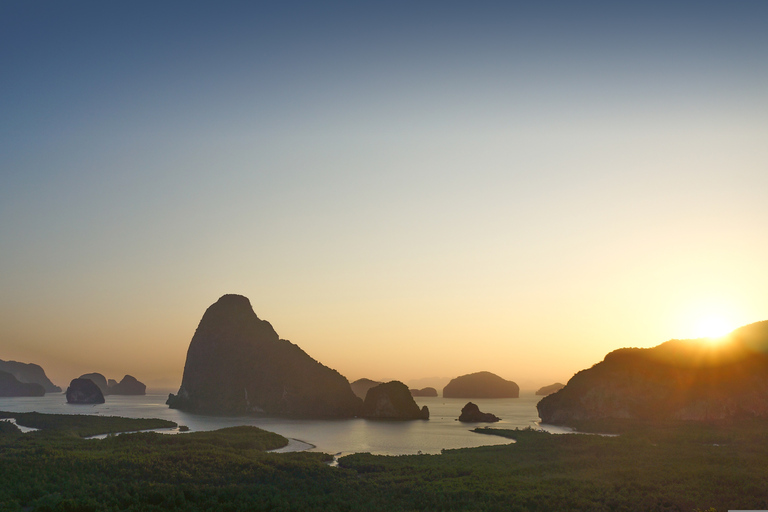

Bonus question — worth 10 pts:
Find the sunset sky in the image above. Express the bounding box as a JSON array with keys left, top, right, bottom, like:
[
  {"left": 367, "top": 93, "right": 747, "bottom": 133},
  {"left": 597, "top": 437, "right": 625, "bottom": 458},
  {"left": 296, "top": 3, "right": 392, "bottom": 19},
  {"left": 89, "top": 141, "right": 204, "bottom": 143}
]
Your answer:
[{"left": 2, "top": 1, "right": 767, "bottom": 391}]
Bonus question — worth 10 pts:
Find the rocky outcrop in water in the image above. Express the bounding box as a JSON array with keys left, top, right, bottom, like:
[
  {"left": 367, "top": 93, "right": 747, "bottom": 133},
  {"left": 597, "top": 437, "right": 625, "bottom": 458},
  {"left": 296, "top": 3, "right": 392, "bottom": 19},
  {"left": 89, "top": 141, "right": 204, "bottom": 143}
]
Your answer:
[
  {"left": 443, "top": 372, "right": 519, "bottom": 398},
  {"left": 0, "top": 370, "right": 46, "bottom": 397},
  {"left": 537, "top": 320, "right": 768, "bottom": 427},
  {"left": 458, "top": 402, "right": 500, "bottom": 422},
  {"left": 410, "top": 387, "right": 438, "bottom": 397},
  {"left": 167, "top": 294, "right": 362, "bottom": 417},
  {"left": 536, "top": 383, "right": 565, "bottom": 396},
  {"left": 351, "top": 378, "right": 382, "bottom": 400},
  {"left": 78, "top": 373, "right": 146, "bottom": 395},
  {"left": 362, "top": 381, "right": 429, "bottom": 420},
  {"left": 0, "top": 359, "right": 60, "bottom": 393},
  {"left": 66, "top": 378, "right": 105, "bottom": 404},
  {"left": 110, "top": 375, "right": 146, "bottom": 395}
]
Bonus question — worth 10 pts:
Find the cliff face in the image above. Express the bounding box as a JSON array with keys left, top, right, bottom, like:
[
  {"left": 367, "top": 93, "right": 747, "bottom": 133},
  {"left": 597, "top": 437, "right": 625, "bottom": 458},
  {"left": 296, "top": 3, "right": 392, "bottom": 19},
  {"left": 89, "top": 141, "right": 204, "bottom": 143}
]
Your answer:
[
  {"left": 0, "top": 370, "right": 45, "bottom": 397},
  {"left": 443, "top": 372, "right": 519, "bottom": 398},
  {"left": 362, "top": 381, "right": 429, "bottom": 420},
  {"left": 0, "top": 360, "right": 60, "bottom": 393},
  {"left": 537, "top": 320, "right": 768, "bottom": 426},
  {"left": 167, "top": 295, "right": 362, "bottom": 417}
]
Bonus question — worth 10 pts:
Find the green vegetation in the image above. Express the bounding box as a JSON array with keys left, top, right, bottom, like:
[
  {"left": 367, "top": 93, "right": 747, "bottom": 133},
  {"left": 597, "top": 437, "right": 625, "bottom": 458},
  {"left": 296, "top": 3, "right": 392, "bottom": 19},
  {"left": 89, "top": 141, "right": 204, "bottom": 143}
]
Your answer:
[
  {"left": 1, "top": 411, "right": 768, "bottom": 511},
  {"left": 0, "top": 411, "right": 176, "bottom": 438},
  {"left": 0, "top": 420, "right": 21, "bottom": 436}
]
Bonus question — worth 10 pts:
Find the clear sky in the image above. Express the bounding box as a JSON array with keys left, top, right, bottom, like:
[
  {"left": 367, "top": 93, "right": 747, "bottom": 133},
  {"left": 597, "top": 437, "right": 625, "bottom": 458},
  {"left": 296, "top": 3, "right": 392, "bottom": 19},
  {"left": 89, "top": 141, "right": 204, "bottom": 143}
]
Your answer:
[{"left": 2, "top": 1, "right": 767, "bottom": 391}]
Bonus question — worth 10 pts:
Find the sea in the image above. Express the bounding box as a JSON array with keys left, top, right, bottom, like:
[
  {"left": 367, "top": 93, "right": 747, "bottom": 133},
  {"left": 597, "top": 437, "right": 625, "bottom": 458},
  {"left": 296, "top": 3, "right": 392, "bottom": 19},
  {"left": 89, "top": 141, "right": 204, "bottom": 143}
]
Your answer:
[{"left": 0, "top": 392, "right": 571, "bottom": 456}]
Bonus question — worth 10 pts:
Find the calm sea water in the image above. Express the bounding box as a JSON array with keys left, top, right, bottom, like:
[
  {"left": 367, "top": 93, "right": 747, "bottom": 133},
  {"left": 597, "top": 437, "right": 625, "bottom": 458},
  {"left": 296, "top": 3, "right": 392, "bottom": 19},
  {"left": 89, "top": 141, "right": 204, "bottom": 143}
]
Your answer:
[{"left": 0, "top": 392, "right": 569, "bottom": 455}]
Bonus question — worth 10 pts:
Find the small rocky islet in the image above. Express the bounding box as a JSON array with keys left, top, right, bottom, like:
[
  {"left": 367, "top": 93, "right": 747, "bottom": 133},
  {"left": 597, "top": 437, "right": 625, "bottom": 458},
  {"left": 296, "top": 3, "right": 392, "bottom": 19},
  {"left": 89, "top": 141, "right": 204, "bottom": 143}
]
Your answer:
[
  {"left": 362, "top": 381, "right": 429, "bottom": 420},
  {"left": 458, "top": 402, "right": 500, "bottom": 422}
]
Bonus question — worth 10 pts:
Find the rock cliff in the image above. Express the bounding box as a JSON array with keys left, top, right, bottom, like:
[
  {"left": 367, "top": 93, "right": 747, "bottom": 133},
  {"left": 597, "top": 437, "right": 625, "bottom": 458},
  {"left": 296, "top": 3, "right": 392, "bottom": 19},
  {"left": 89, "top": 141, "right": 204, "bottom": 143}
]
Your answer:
[
  {"left": 537, "top": 320, "right": 768, "bottom": 427},
  {"left": 362, "top": 381, "right": 429, "bottom": 420},
  {"left": 66, "top": 378, "right": 105, "bottom": 404},
  {"left": 458, "top": 402, "right": 500, "bottom": 422},
  {"left": 0, "top": 359, "right": 60, "bottom": 393},
  {"left": 443, "top": 371, "right": 519, "bottom": 398},
  {"left": 167, "top": 294, "right": 362, "bottom": 417},
  {"left": 0, "top": 370, "right": 46, "bottom": 397}
]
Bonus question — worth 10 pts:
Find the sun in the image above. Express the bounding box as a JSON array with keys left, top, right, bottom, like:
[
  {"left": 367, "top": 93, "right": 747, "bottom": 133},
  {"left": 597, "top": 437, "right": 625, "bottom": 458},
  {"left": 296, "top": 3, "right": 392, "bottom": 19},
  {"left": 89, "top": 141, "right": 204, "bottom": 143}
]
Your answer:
[{"left": 692, "top": 315, "right": 733, "bottom": 340}]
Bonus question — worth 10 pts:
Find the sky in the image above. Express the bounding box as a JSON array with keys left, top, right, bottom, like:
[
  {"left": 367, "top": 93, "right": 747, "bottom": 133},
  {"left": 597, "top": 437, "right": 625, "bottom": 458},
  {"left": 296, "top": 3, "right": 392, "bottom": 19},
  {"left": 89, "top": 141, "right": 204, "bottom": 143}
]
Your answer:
[{"left": 1, "top": 1, "right": 767, "bottom": 391}]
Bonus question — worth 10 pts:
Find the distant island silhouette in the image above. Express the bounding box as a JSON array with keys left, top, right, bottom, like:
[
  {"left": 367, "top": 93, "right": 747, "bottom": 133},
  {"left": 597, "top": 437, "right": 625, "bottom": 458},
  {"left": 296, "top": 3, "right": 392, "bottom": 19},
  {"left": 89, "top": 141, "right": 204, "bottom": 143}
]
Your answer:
[
  {"left": 535, "top": 383, "right": 565, "bottom": 396},
  {"left": 0, "top": 359, "right": 60, "bottom": 393},
  {"left": 443, "top": 371, "right": 519, "bottom": 398},
  {"left": 538, "top": 320, "right": 768, "bottom": 427},
  {"left": 410, "top": 387, "right": 438, "bottom": 397},
  {"left": 77, "top": 373, "right": 146, "bottom": 396},
  {"left": 350, "top": 378, "right": 382, "bottom": 400},
  {"left": 0, "top": 370, "right": 45, "bottom": 397}
]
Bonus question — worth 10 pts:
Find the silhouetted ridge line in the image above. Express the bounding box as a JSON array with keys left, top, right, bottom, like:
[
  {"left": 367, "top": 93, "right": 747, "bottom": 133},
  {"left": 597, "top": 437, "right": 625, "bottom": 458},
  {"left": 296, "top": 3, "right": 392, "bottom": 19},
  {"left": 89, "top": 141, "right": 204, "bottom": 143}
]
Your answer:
[
  {"left": 167, "top": 294, "right": 362, "bottom": 417},
  {"left": 537, "top": 319, "right": 768, "bottom": 427}
]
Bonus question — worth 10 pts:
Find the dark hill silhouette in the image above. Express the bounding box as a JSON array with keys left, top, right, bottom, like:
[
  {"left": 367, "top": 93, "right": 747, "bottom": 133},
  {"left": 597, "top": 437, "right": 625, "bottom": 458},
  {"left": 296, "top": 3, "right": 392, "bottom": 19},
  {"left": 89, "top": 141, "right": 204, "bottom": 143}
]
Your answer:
[
  {"left": 110, "top": 375, "right": 146, "bottom": 395},
  {"left": 78, "top": 373, "right": 146, "bottom": 395},
  {"left": 79, "top": 373, "right": 110, "bottom": 395},
  {"left": 536, "top": 383, "right": 565, "bottom": 396},
  {"left": 66, "top": 378, "right": 105, "bottom": 404},
  {"left": 362, "top": 381, "right": 429, "bottom": 420},
  {"left": 0, "top": 359, "right": 60, "bottom": 393},
  {"left": 410, "top": 387, "right": 438, "bottom": 397},
  {"left": 350, "top": 378, "right": 382, "bottom": 399},
  {"left": 167, "top": 294, "right": 362, "bottom": 417},
  {"left": 537, "top": 320, "right": 768, "bottom": 427},
  {"left": 458, "top": 402, "right": 500, "bottom": 422},
  {"left": 0, "top": 370, "right": 45, "bottom": 397},
  {"left": 443, "top": 371, "right": 519, "bottom": 398}
]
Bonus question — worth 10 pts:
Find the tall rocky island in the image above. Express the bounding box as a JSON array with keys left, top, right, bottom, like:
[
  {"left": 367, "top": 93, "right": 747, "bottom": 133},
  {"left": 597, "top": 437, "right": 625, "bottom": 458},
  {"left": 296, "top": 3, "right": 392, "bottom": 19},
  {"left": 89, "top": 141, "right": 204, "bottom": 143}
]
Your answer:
[
  {"left": 537, "top": 320, "right": 768, "bottom": 427},
  {"left": 167, "top": 294, "right": 362, "bottom": 417}
]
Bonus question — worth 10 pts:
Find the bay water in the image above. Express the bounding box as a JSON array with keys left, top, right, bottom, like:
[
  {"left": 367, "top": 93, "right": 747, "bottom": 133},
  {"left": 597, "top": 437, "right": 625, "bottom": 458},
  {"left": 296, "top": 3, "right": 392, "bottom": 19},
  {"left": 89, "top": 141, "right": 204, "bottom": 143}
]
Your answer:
[{"left": 0, "top": 392, "right": 570, "bottom": 456}]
